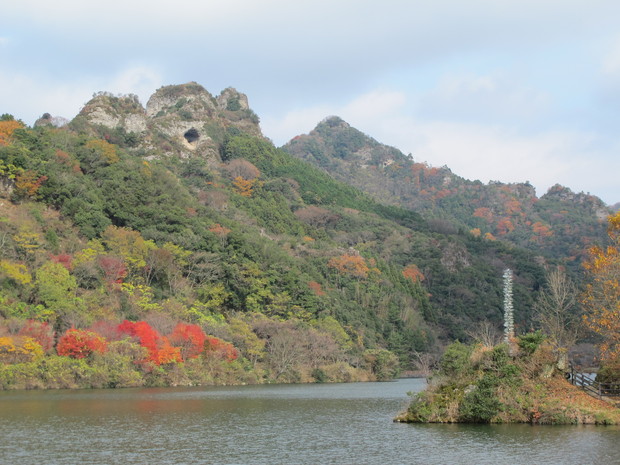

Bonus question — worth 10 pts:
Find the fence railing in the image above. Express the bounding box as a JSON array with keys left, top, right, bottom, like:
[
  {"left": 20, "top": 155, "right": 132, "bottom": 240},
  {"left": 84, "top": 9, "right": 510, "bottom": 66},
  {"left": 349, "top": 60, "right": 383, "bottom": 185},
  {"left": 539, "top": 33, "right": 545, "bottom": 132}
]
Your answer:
[{"left": 568, "top": 366, "right": 620, "bottom": 400}]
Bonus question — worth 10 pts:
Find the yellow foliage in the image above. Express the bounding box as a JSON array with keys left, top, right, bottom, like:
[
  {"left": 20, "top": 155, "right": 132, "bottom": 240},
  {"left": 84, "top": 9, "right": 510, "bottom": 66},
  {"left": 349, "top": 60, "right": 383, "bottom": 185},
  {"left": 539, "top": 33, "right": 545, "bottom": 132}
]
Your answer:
[
  {"left": 73, "top": 239, "right": 106, "bottom": 267},
  {"left": 232, "top": 176, "right": 259, "bottom": 197},
  {"left": 13, "top": 229, "right": 41, "bottom": 256},
  {"left": 85, "top": 139, "right": 119, "bottom": 164},
  {"left": 0, "top": 260, "right": 32, "bottom": 285},
  {"left": 101, "top": 225, "right": 156, "bottom": 273},
  {"left": 0, "top": 336, "right": 44, "bottom": 363}
]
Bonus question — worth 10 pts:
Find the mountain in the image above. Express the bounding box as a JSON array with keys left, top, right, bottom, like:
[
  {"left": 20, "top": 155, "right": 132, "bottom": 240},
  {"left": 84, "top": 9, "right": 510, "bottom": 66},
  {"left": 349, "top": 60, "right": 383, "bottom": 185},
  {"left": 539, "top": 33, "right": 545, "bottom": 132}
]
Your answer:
[
  {"left": 0, "top": 84, "right": 560, "bottom": 388},
  {"left": 282, "top": 116, "right": 611, "bottom": 268}
]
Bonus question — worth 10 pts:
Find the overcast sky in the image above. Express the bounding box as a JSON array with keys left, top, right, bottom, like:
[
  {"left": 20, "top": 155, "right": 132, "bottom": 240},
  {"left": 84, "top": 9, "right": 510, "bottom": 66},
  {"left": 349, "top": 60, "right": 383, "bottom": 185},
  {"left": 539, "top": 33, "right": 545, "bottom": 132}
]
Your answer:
[{"left": 2, "top": 0, "right": 619, "bottom": 203}]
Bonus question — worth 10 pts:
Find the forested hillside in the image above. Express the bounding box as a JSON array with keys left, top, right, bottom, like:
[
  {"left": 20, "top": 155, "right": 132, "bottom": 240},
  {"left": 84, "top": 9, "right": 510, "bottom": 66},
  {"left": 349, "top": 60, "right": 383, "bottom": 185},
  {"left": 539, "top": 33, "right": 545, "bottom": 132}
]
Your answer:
[
  {"left": 282, "top": 117, "right": 611, "bottom": 269},
  {"left": 0, "top": 83, "right": 550, "bottom": 388}
]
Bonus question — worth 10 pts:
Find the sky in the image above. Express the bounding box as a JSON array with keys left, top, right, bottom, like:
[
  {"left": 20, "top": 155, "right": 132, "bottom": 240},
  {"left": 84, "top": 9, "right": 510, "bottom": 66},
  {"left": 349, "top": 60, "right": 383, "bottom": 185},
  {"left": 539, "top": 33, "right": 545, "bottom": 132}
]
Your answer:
[{"left": 2, "top": 0, "right": 619, "bottom": 204}]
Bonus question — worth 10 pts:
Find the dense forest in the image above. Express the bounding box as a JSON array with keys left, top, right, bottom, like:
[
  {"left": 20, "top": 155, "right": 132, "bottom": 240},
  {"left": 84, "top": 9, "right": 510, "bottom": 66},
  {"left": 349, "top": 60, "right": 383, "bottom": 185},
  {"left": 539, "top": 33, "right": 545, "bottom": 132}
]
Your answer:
[{"left": 0, "top": 83, "right": 604, "bottom": 389}]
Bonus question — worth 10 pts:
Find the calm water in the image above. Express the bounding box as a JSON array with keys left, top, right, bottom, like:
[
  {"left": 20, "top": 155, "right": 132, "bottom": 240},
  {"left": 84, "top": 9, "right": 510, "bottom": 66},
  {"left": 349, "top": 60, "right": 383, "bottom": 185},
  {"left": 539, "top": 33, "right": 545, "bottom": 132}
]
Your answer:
[{"left": 1, "top": 378, "right": 619, "bottom": 464}]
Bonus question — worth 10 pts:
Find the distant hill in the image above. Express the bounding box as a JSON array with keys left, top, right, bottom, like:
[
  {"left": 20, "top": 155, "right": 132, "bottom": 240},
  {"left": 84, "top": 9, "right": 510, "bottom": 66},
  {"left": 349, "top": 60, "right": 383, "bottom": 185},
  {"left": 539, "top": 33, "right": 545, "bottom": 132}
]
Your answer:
[{"left": 282, "top": 116, "right": 611, "bottom": 268}]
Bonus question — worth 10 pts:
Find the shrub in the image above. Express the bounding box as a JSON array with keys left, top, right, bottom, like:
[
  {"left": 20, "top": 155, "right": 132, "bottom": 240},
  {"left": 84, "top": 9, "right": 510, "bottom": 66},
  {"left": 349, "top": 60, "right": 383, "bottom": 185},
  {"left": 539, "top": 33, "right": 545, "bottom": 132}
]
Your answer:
[
  {"left": 518, "top": 331, "right": 545, "bottom": 355},
  {"left": 57, "top": 329, "right": 107, "bottom": 359},
  {"left": 439, "top": 341, "right": 473, "bottom": 378}
]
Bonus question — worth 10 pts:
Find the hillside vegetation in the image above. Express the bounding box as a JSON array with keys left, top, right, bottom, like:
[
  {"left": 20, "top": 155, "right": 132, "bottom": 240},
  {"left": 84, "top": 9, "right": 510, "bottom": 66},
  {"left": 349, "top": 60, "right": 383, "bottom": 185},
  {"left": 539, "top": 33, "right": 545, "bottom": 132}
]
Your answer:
[
  {"left": 283, "top": 117, "right": 611, "bottom": 269},
  {"left": 0, "top": 84, "right": 560, "bottom": 388}
]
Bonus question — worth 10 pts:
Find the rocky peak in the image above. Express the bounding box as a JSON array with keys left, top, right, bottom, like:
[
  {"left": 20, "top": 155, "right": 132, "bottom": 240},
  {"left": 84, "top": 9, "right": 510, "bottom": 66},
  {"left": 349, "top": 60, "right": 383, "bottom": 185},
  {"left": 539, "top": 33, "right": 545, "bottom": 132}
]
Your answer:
[
  {"left": 216, "top": 87, "right": 250, "bottom": 111},
  {"left": 542, "top": 184, "right": 610, "bottom": 219},
  {"left": 74, "top": 82, "right": 263, "bottom": 160},
  {"left": 145, "top": 82, "right": 217, "bottom": 119},
  {"left": 79, "top": 92, "right": 148, "bottom": 133}
]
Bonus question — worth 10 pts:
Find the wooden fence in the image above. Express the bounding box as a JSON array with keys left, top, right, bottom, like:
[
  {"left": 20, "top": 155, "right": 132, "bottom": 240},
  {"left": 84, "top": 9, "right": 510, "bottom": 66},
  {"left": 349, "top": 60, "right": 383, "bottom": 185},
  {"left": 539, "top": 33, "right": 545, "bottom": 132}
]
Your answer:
[{"left": 568, "top": 366, "right": 620, "bottom": 400}]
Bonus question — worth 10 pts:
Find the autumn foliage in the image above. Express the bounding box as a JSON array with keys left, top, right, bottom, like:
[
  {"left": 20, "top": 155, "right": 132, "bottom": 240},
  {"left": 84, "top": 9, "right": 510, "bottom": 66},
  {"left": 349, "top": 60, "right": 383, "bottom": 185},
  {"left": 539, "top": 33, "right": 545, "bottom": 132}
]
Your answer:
[
  {"left": 0, "top": 336, "right": 44, "bottom": 363},
  {"left": 328, "top": 253, "right": 376, "bottom": 279},
  {"left": 18, "top": 320, "right": 55, "bottom": 353},
  {"left": 204, "top": 336, "right": 238, "bottom": 362},
  {"left": 0, "top": 120, "right": 23, "bottom": 146},
  {"left": 168, "top": 322, "right": 207, "bottom": 360},
  {"left": 57, "top": 329, "right": 107, "bottom": 359},
  {"left": 582, "top": 212, "right": 620, "bottom": 360},
  {"left": 402, "top": 264, "right": 425, "bottom": 283}
]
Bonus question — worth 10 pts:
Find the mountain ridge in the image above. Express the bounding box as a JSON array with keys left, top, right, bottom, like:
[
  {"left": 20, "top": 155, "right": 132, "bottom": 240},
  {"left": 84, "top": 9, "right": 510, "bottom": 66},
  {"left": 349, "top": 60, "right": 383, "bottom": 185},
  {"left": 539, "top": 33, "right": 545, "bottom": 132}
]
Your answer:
[{"left": 281, "top": 116, "right": 611, "bottom": 266}]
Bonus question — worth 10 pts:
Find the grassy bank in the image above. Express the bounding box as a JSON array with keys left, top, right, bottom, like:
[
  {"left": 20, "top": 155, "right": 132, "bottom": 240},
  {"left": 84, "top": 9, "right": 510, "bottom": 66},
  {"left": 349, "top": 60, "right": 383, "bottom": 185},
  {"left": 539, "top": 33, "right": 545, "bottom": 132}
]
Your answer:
[{"left": 395, "top": 336, "right": 620, "bottom": 425}]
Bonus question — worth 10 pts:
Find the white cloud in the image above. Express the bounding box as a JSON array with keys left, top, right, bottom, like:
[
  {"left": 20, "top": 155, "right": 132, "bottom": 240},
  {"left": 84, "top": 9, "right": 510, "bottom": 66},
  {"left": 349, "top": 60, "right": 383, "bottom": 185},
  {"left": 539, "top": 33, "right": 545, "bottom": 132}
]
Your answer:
[
  {"left": 417, "top": 74, "right": 551, "bottom": 123},
  {"left": 263, "top": 89, "right": 620, "bottom": 204},
  {"left": 0, "top": 66, "right": 162, "bottom": 124}
]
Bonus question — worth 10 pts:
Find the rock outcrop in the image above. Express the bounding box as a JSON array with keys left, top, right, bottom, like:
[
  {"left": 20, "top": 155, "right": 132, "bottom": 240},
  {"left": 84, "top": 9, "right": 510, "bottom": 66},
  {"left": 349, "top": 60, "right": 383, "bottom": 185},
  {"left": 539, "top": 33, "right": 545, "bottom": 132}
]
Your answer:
[{"left": 74, "top": 82, "right": 262, "bottom": 161}]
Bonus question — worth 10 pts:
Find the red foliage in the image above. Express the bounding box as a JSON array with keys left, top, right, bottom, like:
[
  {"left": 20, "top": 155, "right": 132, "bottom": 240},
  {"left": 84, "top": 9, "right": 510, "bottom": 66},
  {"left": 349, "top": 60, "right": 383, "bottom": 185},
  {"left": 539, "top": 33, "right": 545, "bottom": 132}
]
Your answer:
[
  {"left": 18, "top": 320, "right": 54, "bottom": 353},
  {"left": 98, "top": 256, "right": 127, "bottom": 284},
  {"left": 57, "top": 328, "right": 107, "bottom": 359},
  {"left": 117, "top": 320, "right": 181, "bottom": 365},
  {"left": 204, "top": 336, "right": 238, "bottom": 362},
  {"left": 168, "top": 322, "right": 207, "bottom": 360},
  {"left": 50, "top": 253, "right": 73, "bottom": 271},
  {"left": 89, "top": 321, "right": 123, "bottom": 341}
]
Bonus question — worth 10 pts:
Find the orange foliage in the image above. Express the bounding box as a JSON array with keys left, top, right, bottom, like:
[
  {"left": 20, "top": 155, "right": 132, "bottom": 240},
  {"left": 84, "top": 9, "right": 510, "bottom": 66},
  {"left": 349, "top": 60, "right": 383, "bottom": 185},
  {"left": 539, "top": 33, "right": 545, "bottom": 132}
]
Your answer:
[
  {"left": 232, "top": 176, "right": 256, "bottom": 197},
  {"left": 14, "top": 170, "right": 48, "bottom": 199},
  {"left": 473, "top": 207, "right": 493, "bottom": 222},
  {"left": 504, "top": 199, "right": 522, "bottom": 215},
  {"left": 209, "top": 223, "right": 232, "bottom": 237},
  {"left": 0, "top": 120, "right": 23, "bottom": 146},
  {"left": 496, "top": 218, "right": 515, "bottom": 235},
  {"left": 117, "top": 320, "right": 182, "bottom": 365},
  {"left": 402, "top": 264, "right": 425, "bottom": 283},
  {"left": 470, "top": 228, "right": 482, "bottom": 238},
  {"left": 531, "top": 222, "right": 553, "bottom": 239},
  {"left": 582, "top": 212, "right": 620, "bottom": 360},
  {"left": 328, "top": 253, "right": 370, "bottom": 279},
  {"left": 308, "top": 281, "right": 325, "bottom": 296}
]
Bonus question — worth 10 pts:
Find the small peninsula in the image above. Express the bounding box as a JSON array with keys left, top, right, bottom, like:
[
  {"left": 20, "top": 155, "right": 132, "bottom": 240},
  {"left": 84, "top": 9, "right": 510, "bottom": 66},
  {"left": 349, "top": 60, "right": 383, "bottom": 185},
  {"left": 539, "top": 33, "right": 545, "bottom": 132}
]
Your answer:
[{"left": 395, "top": 336, "right": 620, "bottom": 425}]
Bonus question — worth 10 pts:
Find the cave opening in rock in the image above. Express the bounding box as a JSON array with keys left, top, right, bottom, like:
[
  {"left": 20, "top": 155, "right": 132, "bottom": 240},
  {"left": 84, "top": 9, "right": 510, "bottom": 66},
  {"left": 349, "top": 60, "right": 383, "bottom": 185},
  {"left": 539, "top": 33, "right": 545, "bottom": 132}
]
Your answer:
[{"left": 184, "top": 128, "right": 200, "bottom": 143}]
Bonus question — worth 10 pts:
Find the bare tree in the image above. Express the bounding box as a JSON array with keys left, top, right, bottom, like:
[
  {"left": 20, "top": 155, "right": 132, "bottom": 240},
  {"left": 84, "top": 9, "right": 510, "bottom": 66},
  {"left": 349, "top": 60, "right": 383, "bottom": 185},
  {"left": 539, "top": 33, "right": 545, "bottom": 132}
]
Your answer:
[
  {"left": 466, "top": 320, "right": 501, "bottom": 348},
  {"left": 411, "top": 350, "right": 435, "bottom": 380},
  {"left": 535, "top": 267, "right": 580, "bottom": 369}
]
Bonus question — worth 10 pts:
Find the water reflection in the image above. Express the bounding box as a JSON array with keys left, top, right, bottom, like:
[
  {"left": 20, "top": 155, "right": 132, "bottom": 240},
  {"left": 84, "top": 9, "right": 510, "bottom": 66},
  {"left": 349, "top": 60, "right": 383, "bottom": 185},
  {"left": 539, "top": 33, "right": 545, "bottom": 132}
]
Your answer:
[{"left": 1, "top": 379, "right": 618, "bottom": 465}]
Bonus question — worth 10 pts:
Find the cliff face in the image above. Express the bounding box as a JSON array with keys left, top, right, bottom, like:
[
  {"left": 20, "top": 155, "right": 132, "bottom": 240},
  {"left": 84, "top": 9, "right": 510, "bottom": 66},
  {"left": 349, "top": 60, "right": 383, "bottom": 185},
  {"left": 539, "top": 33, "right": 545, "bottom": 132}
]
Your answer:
[{"left": 74, "top": 82, "right": 262, "bottom": 162}]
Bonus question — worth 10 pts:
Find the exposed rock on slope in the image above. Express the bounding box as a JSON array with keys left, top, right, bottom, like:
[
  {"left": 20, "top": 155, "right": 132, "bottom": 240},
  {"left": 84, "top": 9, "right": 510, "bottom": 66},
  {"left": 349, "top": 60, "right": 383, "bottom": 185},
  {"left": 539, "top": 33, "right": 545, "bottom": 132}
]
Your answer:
[{"left": 74, "top": 82, "right": 262, "bottom": 162}]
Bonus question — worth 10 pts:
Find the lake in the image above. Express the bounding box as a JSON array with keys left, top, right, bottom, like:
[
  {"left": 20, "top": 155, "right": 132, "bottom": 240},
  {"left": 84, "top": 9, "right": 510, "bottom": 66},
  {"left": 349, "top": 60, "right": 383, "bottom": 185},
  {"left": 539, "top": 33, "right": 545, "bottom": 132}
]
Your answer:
[{"left": 1, "top": 378, "right": 618, "bottom": 464}]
